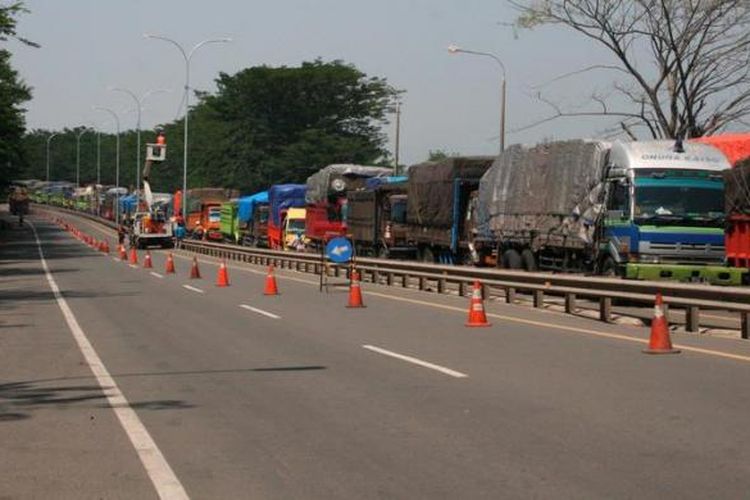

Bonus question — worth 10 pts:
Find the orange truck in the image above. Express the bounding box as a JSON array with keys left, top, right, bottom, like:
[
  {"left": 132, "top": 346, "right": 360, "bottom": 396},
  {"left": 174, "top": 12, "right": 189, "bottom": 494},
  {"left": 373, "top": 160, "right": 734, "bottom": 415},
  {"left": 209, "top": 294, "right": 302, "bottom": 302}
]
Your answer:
[{"left": 181, "top": 188, "right": 239, "bottom": 241}]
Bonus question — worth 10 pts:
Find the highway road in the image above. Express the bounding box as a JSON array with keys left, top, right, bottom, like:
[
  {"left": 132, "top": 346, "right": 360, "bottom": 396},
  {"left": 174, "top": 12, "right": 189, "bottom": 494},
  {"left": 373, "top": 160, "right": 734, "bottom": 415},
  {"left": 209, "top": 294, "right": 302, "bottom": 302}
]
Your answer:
[{"left": 4, "top": 210, "right": 750, "bottom": 499}]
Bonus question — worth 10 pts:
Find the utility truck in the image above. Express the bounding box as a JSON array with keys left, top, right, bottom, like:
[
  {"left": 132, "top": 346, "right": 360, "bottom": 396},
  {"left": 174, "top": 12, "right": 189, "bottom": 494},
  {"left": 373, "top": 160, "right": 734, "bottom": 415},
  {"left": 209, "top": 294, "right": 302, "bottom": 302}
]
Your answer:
[{"left": 131, "top": 131, "right": 173, "bottom": 249}]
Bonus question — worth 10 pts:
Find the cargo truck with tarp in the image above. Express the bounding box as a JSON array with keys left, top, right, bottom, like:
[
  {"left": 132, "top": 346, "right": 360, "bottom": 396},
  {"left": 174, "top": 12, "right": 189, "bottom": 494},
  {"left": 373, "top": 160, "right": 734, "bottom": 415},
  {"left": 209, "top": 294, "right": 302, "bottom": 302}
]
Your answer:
[
  {"left": 304, "top": 164, "right": 392, "bottom": 249},
  {"left": 181, "top": 187, "right": 239, "bottom": 241},
  {"left": 219, "top": 191, "right": 270, "bottom": 246},
  {"left": 347, "top": 176, "right": 409, "bottom": 258},
  {"left": 476, "top": 139, "right": 741, "bottom": 284},
  {"left": 405, "top": 156, "right": 494, "bottom": 264},
  {"left": 268, "top": 184, "right": 307, "bottom": 249},
  {"left": 238, "top": 191, "right": 269, "bottom": 247}
]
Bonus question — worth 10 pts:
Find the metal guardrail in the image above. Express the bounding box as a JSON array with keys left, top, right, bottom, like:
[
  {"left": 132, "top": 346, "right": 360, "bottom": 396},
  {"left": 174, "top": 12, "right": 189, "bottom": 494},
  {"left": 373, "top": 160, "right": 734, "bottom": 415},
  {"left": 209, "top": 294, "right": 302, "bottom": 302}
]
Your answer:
[{"left": 40, "top": 204, "right": 750, "bottom": 338}]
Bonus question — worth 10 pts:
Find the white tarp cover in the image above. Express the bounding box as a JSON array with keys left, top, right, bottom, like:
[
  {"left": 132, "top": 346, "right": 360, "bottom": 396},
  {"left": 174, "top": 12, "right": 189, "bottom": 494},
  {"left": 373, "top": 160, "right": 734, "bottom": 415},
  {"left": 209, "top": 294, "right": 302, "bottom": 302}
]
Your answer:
[
  {"left": 477, "top": 140, "right": 609, "bottom": 248},
  {"left": 305, "top": 164, "right": 392, "bottom": 204}
]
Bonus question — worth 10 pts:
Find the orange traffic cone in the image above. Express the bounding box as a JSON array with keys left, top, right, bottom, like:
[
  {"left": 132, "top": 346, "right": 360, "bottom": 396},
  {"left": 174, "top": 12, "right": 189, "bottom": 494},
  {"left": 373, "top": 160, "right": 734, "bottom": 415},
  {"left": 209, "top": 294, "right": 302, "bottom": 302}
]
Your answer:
[
  {"left": 643, "top": 293, "right": 680, "bottom": 354},
  {"left": 165, "top": 253, "right": 176, "bottom": 274},
  {"left": 264, "top": 265, "right": 279, "bottom": 295},
  {"left": 346, "top": 269, "right": 366, "bottom": 308},
  {"left": 119, "top": 244, "right": 127, "bottom": 261},
  {"left": 465, "top": 280, "right": 491, "bottom": 327},
  {"left": 216, "top": 260, "right": 230, "bottom": 287},
  {"left": 190, "top": 257, "right": 201, "bottom": 279},
  {"left": 129, "top": 247, "right": 138, "bottom": 265},
  {"left": 143, "top": 251, "right": 153, "bottom": 269},
  {"left": 101, "top": 240, "right": 110, "bottom": 254}
]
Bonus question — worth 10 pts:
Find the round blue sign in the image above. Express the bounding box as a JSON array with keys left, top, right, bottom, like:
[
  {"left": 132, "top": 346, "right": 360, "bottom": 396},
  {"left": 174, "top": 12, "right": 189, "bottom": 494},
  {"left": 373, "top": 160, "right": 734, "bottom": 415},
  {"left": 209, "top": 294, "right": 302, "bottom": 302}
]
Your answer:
[{"left": 326, "top": 237, "right": 353, "bottom": 263}]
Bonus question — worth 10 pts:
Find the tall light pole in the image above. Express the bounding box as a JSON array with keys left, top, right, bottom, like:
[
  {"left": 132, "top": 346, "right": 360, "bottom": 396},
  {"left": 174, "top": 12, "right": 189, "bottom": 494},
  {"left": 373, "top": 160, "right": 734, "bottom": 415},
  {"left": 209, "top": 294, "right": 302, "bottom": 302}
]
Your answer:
[
  {"left": 96, "top": 129, "right": 101, "bottom": 185},
  {"left": 76, "top": 127, "right": 92, "bottom": 187},
  {"left": 394, "top": 101, "right": 401, "bottom": 175},
  {"left": 46, "top": 132, "right": 59, "bottom": 183},
  {"left": 144, "top": 34, "right": 231, "bottom": 220},
  {"left": 448, "top": 44, "right": 507, "bottom": 153},
  {"left": 110, "top": 87, "right": 170, "bottom": 209},
  {"left": 94, "top": 106, "right": 121, "bottom": 225}
]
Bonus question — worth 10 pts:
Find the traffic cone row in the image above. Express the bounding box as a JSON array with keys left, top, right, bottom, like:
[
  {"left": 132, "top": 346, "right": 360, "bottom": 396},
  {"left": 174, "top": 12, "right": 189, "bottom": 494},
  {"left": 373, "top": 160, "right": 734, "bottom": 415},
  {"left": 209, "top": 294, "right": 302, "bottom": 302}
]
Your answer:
[
  {"left": 264, "top": 265, "right": 279, "bottom": 295},
  {"left": 346, "top": 269, "right": 366, "bottom": 308},
  {"left": 190, "top": 257, "right": 201, "bottom": 279},
  {"left": 143, "top": 251, "right": 153, "bottom": 269},
  {"left": 465, "top": 280, "right": 490, "bottom": 327},
  {"left": 643, "top": 293, "right": 680, "bottom": 355},
  {"left": 216, "top": 260, "right": 230, "bottom": 287}
]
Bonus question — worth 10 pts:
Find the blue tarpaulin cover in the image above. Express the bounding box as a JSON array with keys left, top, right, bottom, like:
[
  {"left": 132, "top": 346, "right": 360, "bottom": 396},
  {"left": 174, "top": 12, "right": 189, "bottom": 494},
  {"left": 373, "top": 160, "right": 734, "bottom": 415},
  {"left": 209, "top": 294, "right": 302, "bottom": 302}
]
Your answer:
[
  {"left": 237, "top": 191, "right": 269, "bottom": 223},
  {"left": 365, "top": 176, "right": 407, "bottom": 190},
  {"left": 268, "top": 184, "right": 306, "bottom": 226}
]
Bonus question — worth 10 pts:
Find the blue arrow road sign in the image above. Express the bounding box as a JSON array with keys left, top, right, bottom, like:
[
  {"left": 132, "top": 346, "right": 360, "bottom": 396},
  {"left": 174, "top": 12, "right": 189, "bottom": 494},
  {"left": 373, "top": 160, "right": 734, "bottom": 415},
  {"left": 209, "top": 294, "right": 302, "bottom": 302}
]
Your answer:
[{"left": 326, "top": 237, "right": 353, "bottom": 263}]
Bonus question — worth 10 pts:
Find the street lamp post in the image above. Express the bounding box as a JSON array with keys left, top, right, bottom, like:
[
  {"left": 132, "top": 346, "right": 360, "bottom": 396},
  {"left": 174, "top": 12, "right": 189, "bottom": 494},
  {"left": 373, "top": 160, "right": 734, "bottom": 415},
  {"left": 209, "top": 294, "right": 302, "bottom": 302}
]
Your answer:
[
  {"left": 448, "top": 44, "right": 507, "bottom": 153},
  {"left": 96, "top": 129, "right": 101, "bottom": 185},
  {"left": 94, "top": 106, "right": 121, "bottom": 225},
  {"left": 76, "top": 127, "right": 92, "bottom": 187},
  {"left": 46, "top": 132, "right": 59, "bottom": 183},
  {"left": 110, "top": 87, "right": 170, "bottom": 209},
  {"left": 144, "top": 34, "right": 231, "bottom": 220}
]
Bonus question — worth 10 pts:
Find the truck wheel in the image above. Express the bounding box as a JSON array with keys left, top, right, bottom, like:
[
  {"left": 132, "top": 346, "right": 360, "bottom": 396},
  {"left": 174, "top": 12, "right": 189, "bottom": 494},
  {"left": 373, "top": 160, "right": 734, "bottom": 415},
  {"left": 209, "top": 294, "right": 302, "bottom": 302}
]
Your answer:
[
  {"left": 502, "top": 249, "right": 522, "bottom": 270},
  {"left": 521, "top": 249, "right": 537, "bottom": 272},
  {"left": 421, "top": 247, "right": 436, "bottom": 263},
  {"left": 600, "top": 256, "right": 619, "bottom": 277}
]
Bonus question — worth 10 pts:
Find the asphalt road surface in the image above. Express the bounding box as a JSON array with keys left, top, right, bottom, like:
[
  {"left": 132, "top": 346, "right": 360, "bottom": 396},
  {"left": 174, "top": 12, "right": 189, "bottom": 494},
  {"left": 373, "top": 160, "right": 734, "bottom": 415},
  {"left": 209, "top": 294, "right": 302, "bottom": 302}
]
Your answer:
[{"left": 3, "top": 210, "right": 750, "bottom": 499}]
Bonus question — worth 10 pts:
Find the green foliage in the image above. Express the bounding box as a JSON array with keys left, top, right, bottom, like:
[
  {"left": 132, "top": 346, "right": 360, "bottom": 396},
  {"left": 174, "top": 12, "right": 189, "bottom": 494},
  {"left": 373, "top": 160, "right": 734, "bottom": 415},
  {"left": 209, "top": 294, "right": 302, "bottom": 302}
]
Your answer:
[
  {"left": 20, "top": 59, "right": 400, "bottom": 194},
  {"left": 427, "top": 149, "right": 461, "bottom": 162},
  {"left": 0, "top": 2, "right": 35, "bottom": 184}
]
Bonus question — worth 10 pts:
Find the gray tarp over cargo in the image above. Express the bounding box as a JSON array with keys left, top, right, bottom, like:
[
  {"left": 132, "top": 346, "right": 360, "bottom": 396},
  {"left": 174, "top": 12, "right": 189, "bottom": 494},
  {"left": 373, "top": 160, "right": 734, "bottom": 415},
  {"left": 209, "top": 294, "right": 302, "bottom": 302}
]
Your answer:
[
  {"left": 724, "top": 158, "right": 750, "bottom": 214},
  {"left": 305, "top": 164, "right": 393, "bottom": 204},
  {"left": 406, "top": 156, "right": 495, "bottom": 228},
  {"left": 477, "top": 140, "right": 609, "bottom": 249}
]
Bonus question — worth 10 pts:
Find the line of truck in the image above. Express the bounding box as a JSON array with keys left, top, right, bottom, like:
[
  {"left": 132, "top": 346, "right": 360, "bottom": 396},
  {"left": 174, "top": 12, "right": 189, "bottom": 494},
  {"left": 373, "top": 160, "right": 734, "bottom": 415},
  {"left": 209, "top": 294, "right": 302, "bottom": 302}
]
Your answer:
[{"left": 24, "top": 133, "right": 750, "bottom": 285}]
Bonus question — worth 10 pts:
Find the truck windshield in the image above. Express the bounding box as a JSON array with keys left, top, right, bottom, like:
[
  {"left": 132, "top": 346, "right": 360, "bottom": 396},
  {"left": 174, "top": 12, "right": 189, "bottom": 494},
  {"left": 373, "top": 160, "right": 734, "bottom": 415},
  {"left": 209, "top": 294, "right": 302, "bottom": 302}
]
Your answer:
[
  {"left": 208, "top": 207, "right": 221, "bottom": 223},
  {"left": 288, "top": 219, "right": 305, "bottom": 232},
  {"left": 634, "top": 179, "right": 724, "bottom": 225}
]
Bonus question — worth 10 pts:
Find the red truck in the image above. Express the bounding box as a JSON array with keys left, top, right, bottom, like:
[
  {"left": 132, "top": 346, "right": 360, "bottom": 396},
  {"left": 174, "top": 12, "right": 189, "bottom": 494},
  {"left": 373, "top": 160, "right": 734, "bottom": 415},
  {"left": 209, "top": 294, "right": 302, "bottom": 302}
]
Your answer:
[
  {"left": 694, "top": 134, "right": 750, "bottom": 271},
  {"left": 304, "top": 164, "right": 392, "bottom": 250}
]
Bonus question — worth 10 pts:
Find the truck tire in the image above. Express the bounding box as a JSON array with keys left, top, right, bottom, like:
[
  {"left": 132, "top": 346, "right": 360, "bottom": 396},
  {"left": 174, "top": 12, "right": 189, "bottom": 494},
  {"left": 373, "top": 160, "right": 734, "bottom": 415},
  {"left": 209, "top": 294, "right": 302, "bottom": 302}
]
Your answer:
[
  {"left": 421, "top": 247, "right": 436, "bottom": 263},
  {"left": 521, "top": 249, "right": 537, "bottom": 272},
  {"left": 600, "top": 256, "right": 619, "bottom": 277},
  {"left": 502, "top": 249, "right": 522, "bottom": 269}
]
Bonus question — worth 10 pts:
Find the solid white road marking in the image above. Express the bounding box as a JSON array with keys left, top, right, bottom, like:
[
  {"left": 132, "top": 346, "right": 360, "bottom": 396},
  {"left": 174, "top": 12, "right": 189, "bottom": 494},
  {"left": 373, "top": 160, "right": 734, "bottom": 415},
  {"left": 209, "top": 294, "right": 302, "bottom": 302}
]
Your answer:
[
  {"left": 129, "top": 264, "right": 139, "bottom": 269},
  {"left": 150, "top": 272, "right": 164, "bottom": 279},
  {"left": 112, "top": 257, "right": 120, "bottom": 262},
  {"left": 239, "top": 304, "right": 280, "bottom": 319},
  {"left": 28, "top": 221, "right": 189, "bottom": 500},
  {"left": 182, "top": 284, "right": 204, "bottom": 294},
  {"left": 362, "top": 344, "right": 468, "bottom": 378}
]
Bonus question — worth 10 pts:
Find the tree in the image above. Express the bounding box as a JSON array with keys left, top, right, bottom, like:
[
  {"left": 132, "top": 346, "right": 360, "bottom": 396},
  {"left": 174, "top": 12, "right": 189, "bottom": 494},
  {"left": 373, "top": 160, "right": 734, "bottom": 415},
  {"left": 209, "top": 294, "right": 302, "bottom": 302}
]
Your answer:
[
  {"left": 0, "top": 2, "right": 36, "bottom": 183},
  {"left": 511, "top": 0, "right": 750, "bottom": 139},
  {"left": 189, "top": 59, "right": 400, "bottom": 192}
]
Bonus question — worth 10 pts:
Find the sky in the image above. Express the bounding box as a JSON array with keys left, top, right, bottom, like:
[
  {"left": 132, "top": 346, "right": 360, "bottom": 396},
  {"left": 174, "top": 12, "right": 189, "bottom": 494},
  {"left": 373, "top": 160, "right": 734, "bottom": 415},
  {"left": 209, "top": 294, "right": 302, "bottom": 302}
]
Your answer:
[{"left": 9, "top": 0, "right": 617, "bottom": 165}]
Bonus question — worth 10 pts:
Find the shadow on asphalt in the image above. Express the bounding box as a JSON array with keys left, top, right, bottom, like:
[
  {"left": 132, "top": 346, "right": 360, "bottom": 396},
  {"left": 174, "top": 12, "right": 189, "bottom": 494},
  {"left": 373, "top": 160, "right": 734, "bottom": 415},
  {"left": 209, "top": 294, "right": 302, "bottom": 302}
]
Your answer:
[{"left": 0, "top": 381, "right": 109, "bottom": 422}]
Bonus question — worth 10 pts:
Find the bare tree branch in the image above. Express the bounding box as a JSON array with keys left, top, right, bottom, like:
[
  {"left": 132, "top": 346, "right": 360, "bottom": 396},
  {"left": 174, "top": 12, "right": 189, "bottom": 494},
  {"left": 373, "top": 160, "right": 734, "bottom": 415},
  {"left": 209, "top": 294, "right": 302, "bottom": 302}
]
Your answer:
[{"left": 510, "top": 0, "right": 750, "bottom": 139}]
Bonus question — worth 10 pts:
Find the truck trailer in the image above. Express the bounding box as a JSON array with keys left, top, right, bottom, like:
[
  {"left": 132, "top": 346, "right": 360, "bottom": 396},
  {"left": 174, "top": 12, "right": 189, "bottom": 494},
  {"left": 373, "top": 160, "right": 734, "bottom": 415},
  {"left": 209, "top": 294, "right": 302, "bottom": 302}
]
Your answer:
[
  {"left": 476, "top": 139, "right": 740, "bottom": 285},
  {"left": 405, "top": 156, "right": 495, "bottom": 264},
  {"left": 347, "top": 176, "right": 410, "bottom": 258}
]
